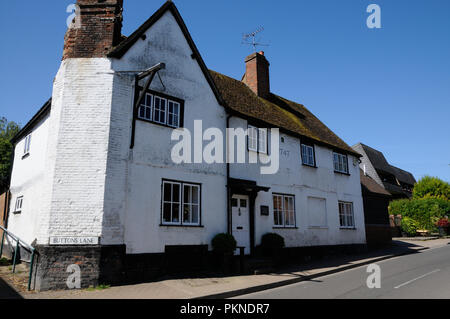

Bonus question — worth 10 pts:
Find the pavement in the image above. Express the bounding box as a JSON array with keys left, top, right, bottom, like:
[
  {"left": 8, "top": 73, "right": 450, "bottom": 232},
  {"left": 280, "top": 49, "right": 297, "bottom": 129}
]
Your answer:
[{"left": 3, "top": 238, "right": 450, "bottom": 299}]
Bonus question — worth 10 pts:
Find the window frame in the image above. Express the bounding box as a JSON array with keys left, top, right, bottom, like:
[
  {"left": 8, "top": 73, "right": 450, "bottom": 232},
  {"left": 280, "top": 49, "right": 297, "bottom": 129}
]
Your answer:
[
  {"left": 161, "top": 179, "right": 202, "bottom": 227},
  {"left": 138, "top": 93, "right": 153, "bottom": 122},
  {"left": 247, "top": 125, "right": 269, "bottom": 154},
  {"left": 338, "top": 201, "right": 355, "bottom": 229},
  {"left": 301, "top": 143, "right": 316, "bottom": 167},
  {"left": 272, "top": 193, "right": 296, "bottom": 228},
  {"left": 23, "top": 134, "right": 32, "bottom": 156},
  {"left": 136, "top": 87, "right": 184, "bottom": 129},
  {"left": 333, "top": 152, "right": 349, "bottom": 174},
  {"left": 14, "top": 196, "right": 23, "bottom": 214}
]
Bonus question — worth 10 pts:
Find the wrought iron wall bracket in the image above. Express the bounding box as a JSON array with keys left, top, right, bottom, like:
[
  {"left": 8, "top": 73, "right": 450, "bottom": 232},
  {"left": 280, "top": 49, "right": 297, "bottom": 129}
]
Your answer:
[{"left": 130, "top": 62, "right": 166, "bottom": 149}]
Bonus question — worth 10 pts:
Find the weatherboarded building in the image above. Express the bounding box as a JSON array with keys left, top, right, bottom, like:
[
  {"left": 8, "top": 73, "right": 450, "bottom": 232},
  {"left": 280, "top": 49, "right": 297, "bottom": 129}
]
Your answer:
[{"left": 6, "top": 0, "right": 366, "bottom": 290}]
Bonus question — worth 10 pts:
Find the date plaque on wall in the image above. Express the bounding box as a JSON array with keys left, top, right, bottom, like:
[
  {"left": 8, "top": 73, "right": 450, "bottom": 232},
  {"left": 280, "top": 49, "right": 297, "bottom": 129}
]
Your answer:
[{"left": 260, "top": 205, "right": 269, "bottom": 216}]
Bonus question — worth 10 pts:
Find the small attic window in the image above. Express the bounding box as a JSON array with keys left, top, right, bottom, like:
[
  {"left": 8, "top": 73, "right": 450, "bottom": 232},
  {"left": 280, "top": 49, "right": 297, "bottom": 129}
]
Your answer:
[{"left": 23, "top": 134, "right": 32, "bottom": 157}]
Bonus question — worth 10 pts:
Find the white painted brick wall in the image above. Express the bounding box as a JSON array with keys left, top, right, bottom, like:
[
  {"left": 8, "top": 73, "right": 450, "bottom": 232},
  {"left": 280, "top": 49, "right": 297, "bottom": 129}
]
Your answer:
[{"left": 43, "top": 58, "right": 114, "bottom": 244}]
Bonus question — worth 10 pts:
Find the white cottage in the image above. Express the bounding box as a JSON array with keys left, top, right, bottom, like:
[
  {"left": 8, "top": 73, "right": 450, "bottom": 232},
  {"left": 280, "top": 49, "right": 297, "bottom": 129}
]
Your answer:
[{"left": 5, "top": 0, "right": 366, "bottom": 290}]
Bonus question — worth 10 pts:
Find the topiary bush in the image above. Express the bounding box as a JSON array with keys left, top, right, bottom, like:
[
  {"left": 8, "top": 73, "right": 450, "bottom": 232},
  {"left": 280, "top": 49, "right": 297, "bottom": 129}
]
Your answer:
[
  {"left": 401, "top": 217, "right": 420, "bottom": 237},
  {"left": 212, "top": 233, "right": 237, "bottom": 255},
  {"left": 261, "top": 233, "right": 285, "bottom": 257}
]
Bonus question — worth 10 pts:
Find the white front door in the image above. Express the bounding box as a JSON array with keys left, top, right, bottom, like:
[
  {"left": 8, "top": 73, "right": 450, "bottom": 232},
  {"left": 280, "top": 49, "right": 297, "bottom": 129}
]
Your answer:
[{"left": 231, "top": 195, "right": 250, "bottom": 255}]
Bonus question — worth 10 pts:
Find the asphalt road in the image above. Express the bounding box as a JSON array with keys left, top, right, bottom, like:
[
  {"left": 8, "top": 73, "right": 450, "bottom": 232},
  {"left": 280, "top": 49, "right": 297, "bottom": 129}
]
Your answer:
[{"left": 237, "top": 244, "right": 450, "bottom": 299}]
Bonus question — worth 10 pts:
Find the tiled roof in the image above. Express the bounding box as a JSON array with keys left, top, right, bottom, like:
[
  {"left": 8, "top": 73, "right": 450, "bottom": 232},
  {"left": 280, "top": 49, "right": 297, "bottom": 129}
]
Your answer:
[
  {"left": 360, "top": 169, "right": 391, "bottom": 196},
  {"left": 210, "top": 70, "right": 360, "bottom": 157}
]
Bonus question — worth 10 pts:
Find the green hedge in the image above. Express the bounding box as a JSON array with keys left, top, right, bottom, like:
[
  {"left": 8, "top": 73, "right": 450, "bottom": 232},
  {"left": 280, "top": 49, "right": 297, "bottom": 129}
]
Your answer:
[{"left": 389, "top": 197, "right": 450, "bottom": 231}]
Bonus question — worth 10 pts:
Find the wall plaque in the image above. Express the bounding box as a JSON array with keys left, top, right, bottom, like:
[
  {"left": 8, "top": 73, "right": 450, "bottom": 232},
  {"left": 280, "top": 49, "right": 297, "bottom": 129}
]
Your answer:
[{"left": 49, "top": 237, "right": 99, "bottom": 246}]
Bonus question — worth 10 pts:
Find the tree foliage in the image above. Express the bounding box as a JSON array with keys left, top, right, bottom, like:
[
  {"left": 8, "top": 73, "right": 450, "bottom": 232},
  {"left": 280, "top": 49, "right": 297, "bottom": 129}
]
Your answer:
[
  {"left": 412, "top": 176, "right": 450, "bottom": 200},
  {"left": 389, "top": 176, "right": 450, "bottom": 233},
  {"left": 0, "top": 117, "right": 21, "bottom": 193}
]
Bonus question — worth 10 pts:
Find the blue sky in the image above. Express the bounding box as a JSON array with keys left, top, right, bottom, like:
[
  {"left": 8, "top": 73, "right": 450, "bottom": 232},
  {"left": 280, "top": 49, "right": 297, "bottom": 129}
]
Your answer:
[{"left": 1, "top": 0, "right": 449, "bottom": 182}]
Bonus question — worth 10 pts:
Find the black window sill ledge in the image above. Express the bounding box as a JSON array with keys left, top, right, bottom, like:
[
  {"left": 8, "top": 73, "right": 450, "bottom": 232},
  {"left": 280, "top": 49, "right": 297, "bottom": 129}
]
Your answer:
[
  {"left": 12, "top": 211, "right": 21, "bottom": 215},
  {"left": 22, "top": 153, "right": 30, "bottom": 160},
  {"left": 273, "top": 226, "right": 298, "bottom": 230},
  {"left": 334, "top": 170, "right": 351, "bottom": 176},
  {"left": 160, "top": 224, "right": 204, "bottom": 228},
  {"left": 340, "top": 227, "right": 357, "bottom": 230},
  {"left": 302, "top": 163, "right": 317, "bottom": 169}
]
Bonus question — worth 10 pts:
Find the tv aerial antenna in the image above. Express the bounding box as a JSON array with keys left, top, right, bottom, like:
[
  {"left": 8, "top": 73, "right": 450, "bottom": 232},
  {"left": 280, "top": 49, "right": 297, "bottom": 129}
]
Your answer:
[{"left": 242, "top": 26, "right": 270, "bottom": 52}]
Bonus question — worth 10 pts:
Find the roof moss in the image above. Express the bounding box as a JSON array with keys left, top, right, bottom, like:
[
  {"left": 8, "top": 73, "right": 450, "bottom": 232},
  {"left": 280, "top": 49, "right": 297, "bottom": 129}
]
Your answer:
[{"left": 209, "top": 70, "right": 360, "bottom": 157}]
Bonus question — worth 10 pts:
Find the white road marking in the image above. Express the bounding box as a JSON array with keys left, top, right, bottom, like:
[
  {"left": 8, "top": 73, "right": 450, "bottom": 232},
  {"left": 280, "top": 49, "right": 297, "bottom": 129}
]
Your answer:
[{"left": 394, "top": 269, "right": 441, "bottom": 289}]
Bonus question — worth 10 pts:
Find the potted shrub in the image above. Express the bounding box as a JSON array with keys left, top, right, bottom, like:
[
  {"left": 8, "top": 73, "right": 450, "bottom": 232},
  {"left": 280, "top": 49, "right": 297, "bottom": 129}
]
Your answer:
[
  {"left": 261, "top": 233, "right": 285, "bottom": 263},
  {"left": 211, "top": 233, "right": 237, "bottom": 274}
]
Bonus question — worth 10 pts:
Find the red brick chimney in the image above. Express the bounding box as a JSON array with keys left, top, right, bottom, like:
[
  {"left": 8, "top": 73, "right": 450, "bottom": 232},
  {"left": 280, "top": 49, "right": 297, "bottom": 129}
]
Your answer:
[
  {"left": 243, "top": 51, "right": 270, "bottom": 99},
  {"left": 63, "top": 0, "right": 123, "bottom": 60}
]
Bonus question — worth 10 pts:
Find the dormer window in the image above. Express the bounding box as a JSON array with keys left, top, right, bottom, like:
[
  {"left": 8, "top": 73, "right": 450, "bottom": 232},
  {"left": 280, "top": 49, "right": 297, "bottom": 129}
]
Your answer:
[{"left": 138, "top": 90, "right": 183, "bottom": 128}]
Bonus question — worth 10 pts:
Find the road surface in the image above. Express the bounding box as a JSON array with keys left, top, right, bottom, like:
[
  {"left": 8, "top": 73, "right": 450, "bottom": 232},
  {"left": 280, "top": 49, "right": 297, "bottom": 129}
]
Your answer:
[{"left": 237, "top": 243, "right": 450, "bottom": 299}]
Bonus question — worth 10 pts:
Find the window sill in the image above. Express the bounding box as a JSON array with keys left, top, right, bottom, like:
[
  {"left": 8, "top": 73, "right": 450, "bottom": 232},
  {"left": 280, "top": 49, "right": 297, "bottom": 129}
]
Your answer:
[
  {"left": 160, "top": 224, "right": 204, "bottom": 228},
  {"left": 248, "top": 149, "right": 267, "bottom": 155},
  {"left": 302, "top": 163, "right": 317, "bottom": 168},
  {"left": 12, "top": 211, "right": 21, "bottom": 215},
  {"left": 137, "top": 117, "right": 181, "bottom": 130},
  {"left": 22, "top": 153, "right": 30, "bottom": 160},
  {"left": 334, "top": 171, "right": 350, "bottom": 176},
  {"left": 340, "top": 227, "right": 356, "bottom": 230},
  {"left": 273, "top": 226, "right": 298, "bottom": 230}
]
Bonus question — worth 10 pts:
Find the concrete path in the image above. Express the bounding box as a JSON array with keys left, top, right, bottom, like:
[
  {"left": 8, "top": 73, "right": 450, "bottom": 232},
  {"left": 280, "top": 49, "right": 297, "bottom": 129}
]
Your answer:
[{"left": 17, "top": 238, "right": 448, "bottom": 299}]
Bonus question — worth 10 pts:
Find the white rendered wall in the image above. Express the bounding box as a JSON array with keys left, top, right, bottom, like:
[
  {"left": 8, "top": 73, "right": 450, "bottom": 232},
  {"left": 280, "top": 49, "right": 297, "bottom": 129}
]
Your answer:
[
  {"left": 8, "top": 114, "right": 50, "bottom": 245},
  {"left": 108, "top": 10, "right": 227, "bottom": 253},
  {"left": 229, "top": 116, "right": 366, "bottom": 248}
]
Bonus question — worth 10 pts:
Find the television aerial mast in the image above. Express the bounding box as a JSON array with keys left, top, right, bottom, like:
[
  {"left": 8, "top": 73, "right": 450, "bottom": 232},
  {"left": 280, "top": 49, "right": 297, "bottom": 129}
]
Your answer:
[{"left": 242, "top": 26, "right": 270, "bottom": 52}]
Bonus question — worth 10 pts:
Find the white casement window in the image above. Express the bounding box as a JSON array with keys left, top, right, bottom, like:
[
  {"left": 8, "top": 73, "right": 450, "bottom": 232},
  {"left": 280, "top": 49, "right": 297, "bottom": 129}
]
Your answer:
[
  {"left": 248, "top": 125, "right": 258, "bottom": 152},
  {"left": 258, "top": 128, "right": 267, "bottom": 154},
  {"left": 339, "top": 201, "right": 355, "bottom": 228},
  {"left": 273, "top": 194, "right": 295, "bottom": 228},
  {"left": 138, "top": 93, "right": 153, "bottom": 121},
  {"left": 248, "top": 125, "right": 268, "bottom": 153},
  {"left": 301, "top": 144, "right": 315, "bottom": 166},
  {"left": 167, "top": 101, "right": 180, "bottom": 128},
  {"left": 15, "top": 196, "right": 23, "bottom": 213},
  {"left": 153, "top": 96, "right": 167, "bottom": 125},
  {"left": 138, "top": 92, "right": 181, "bottom": 128},
  {"left": 23, "top": 134, "right": 31, "bottom": 155},
  {"left": 162, "top": 180, "right": 201, "bottom": 226},
  {"left": 333, "top": 152, "right": 349, "bottom": 174},
  {"left": 182, "top": 183, "right": 200, "bottom": 225}
]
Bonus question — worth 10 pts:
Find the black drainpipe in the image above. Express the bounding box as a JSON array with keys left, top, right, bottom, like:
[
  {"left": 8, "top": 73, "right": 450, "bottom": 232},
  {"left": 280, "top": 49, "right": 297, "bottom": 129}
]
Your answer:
[{"left": 226, "top": 113, "right": 232, "bottom": 234}]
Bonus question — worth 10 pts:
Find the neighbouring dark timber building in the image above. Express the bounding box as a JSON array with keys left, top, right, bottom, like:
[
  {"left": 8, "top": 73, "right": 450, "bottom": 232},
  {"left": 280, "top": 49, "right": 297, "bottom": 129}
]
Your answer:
[{"left": 360, "top": 169, "right": 392, "bottom": 246}]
